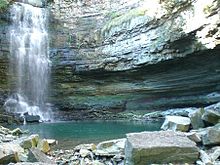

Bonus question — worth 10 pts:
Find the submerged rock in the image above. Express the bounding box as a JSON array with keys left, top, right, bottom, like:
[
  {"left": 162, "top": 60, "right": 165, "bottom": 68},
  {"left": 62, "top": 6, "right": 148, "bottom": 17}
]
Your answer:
[
  {"left": 161, "top": 115, "right": 191, "bottom": 132},
  {"left": 125, "top": 131, "right": 199, "bottom": 165}
]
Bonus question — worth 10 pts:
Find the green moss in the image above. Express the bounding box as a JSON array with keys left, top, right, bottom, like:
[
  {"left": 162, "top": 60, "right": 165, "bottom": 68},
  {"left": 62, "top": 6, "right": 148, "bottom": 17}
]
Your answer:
[
  {"left": 203, "top": 0, "right": 219, "bottom": 15},
  {"left": 203, "top": 5, "right": 213, "bottom": 14},
  {"left": 102, "top": 7, "right": 148, "bottom": 33},
  {"left": 161, "top": 0, "right": 192, "bottom": 14},
  {"left": 0, "top": 0, "right": 10, "bottom": 12},
  {"left": 108, "top": 11, "right": 121, "bottom": 20}
]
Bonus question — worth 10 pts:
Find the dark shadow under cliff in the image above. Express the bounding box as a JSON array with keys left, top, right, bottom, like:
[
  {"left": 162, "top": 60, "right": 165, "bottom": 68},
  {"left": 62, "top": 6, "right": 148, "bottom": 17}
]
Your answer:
[{"left": 50, "top": 49, "right": 220, "bottom": 120}]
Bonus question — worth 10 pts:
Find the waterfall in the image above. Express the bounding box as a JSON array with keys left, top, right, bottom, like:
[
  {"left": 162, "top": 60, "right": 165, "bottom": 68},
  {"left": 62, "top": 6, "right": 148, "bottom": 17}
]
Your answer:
[{"left": 4, "top": 2, "right": 52, "bottom": 122}]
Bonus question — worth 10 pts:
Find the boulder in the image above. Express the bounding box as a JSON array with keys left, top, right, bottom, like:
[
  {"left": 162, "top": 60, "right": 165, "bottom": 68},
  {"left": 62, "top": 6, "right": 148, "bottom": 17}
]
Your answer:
[
  {"left": 125, "top": 131, "right": 199, "bottom": 165},
  {"left": 28, "top": 148, "right": 55, "bottom": 164},
  {"left": 24, "top": 114, "right": 40, "bottom": 123},
  {"left": 10, "top": 128, "right": 23, "bottom": 136},
  {"left": 95, "top": 138, "right": 126, "bottom": 156},
  {"left": 45, "top": 139, "right": 57, "bottom": 146},
  {"left": 20, "top": 134, "right": 39, "bottom": 149},
  {"left": 37, "top": 139, "right": 50, "bottom": 153},
  {"left": 0, "top": 143, "right": 25, "bottom": 164},
  {"left": 74, "top": 143, "right": 96, "bottom": 151},
  {"left": 202, "top": 124, "right": 220, "bottom": 146},
  {"left": 202, "top": 102, "right": 220, "bottom": 125},
  {"left": 188, "top": 108, "right": 205, "bottom": 129},
  {"left": 161, "top": 116, "right": 191, "bottom": 132}
]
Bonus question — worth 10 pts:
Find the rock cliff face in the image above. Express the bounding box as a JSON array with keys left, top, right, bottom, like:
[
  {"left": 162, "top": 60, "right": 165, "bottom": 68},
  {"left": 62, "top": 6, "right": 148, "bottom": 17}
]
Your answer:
[
  {"left": 0, "top": 0, "right": 220, "bottom": 119},
  {"left": 49, "top": 0, "right": 220, "bottom": 71}
]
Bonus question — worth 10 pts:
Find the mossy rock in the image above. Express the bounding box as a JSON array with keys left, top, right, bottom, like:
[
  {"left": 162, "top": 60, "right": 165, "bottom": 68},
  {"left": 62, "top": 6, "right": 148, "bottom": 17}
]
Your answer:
[
  {"left": 102, "top": 6, "right": 148, "bottom": 33},
  {"left": 0, "top": 0, "right": 11, "bottom": 13}
]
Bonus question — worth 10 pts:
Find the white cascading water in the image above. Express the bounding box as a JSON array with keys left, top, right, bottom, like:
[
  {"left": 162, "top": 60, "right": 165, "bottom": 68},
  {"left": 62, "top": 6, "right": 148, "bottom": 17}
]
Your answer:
[{"left": 4, "top": 2, "right": 52, "bottom": 122}]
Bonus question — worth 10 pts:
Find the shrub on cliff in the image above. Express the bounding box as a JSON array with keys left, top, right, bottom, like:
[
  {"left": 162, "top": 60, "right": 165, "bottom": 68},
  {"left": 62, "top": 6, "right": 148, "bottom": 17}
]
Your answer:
[{"left": 0, "top": 0, "right": 12, "bottom": 12}]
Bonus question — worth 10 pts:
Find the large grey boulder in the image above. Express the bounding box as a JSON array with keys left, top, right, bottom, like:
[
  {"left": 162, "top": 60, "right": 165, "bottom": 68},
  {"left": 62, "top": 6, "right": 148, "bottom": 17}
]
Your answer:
[
  {"left": 202, "top": 124, "right": 220, "bottom": 146},
  {"left": 161, "top": 115, "right": 191, "bottom": 132},
  {"left": 188, "top": 108, "right": 205, "bottom": 129},
  {"left": 125, "top": 131, "right": 199, "bottom": 165},
  {"left": 202, "top": 102, "right": 220, "bottom": 125}
]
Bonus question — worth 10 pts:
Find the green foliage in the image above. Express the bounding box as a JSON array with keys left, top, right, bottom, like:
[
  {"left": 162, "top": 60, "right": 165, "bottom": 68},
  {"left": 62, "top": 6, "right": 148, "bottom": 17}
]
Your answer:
[{"left": 0, "top": 0, "right": 9, "bottom": 12}]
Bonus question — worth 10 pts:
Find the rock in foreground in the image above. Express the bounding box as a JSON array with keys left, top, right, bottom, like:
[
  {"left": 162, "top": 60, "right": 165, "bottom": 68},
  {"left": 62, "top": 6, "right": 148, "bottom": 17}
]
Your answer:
[
  {"left": 125, "top": 131, "right": 199, "bottom": 165},
  {"left": 202, "top": 124, "right": 220, "bottom": 146}
]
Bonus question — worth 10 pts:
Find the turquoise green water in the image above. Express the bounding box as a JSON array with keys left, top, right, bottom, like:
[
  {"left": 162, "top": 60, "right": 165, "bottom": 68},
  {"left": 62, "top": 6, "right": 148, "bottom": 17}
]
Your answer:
[{"left": 19, "top": 120, "right": 162, "bottom": 149}]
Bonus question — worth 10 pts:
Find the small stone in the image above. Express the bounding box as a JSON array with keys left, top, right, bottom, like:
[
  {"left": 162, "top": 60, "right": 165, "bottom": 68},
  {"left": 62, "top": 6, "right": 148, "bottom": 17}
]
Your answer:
[
  {"left": 199, "top": 150, "right": 212, "bottom": 165},
  {"left": 113, "top": 154, "right": 124, "bottom": 162},
  {"left": 46, "top": 139, "right": 57, "bottom": 146},
  {"left": 79, "top": 148, "right": 91, "bottom": 158},
  {"left": 196, "top": 160, "right": 205, "bottom": 165},
  {"left": 185, "top": 132, "right": 202, "bottom": 143},
  {"left": 92, "top": 160, "right": 105, "bottom": 165},
  {"left": 74, "top": 143, "right": 96, "bottom": 151},
  {"left": 208, "top": 147, "right": 220, "bottom": 162},
  {"left": 37, "top": 139, "right": 50, "bottom": 153}
]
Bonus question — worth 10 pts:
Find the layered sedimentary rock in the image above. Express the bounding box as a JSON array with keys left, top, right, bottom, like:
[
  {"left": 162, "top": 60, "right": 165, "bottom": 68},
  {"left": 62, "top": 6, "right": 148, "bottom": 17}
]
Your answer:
[
  {"left": 49, "top": 0, "right": 220, "bottom": 71},
  {"left": 0, "top": 0, "right": 220, "bottom": 119}
]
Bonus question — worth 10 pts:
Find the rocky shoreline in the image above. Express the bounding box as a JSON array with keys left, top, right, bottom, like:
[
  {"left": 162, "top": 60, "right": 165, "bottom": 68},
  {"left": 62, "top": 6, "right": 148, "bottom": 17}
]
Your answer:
[{"left": 0, "top": 101, "right": 220, "bottom": 164}]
